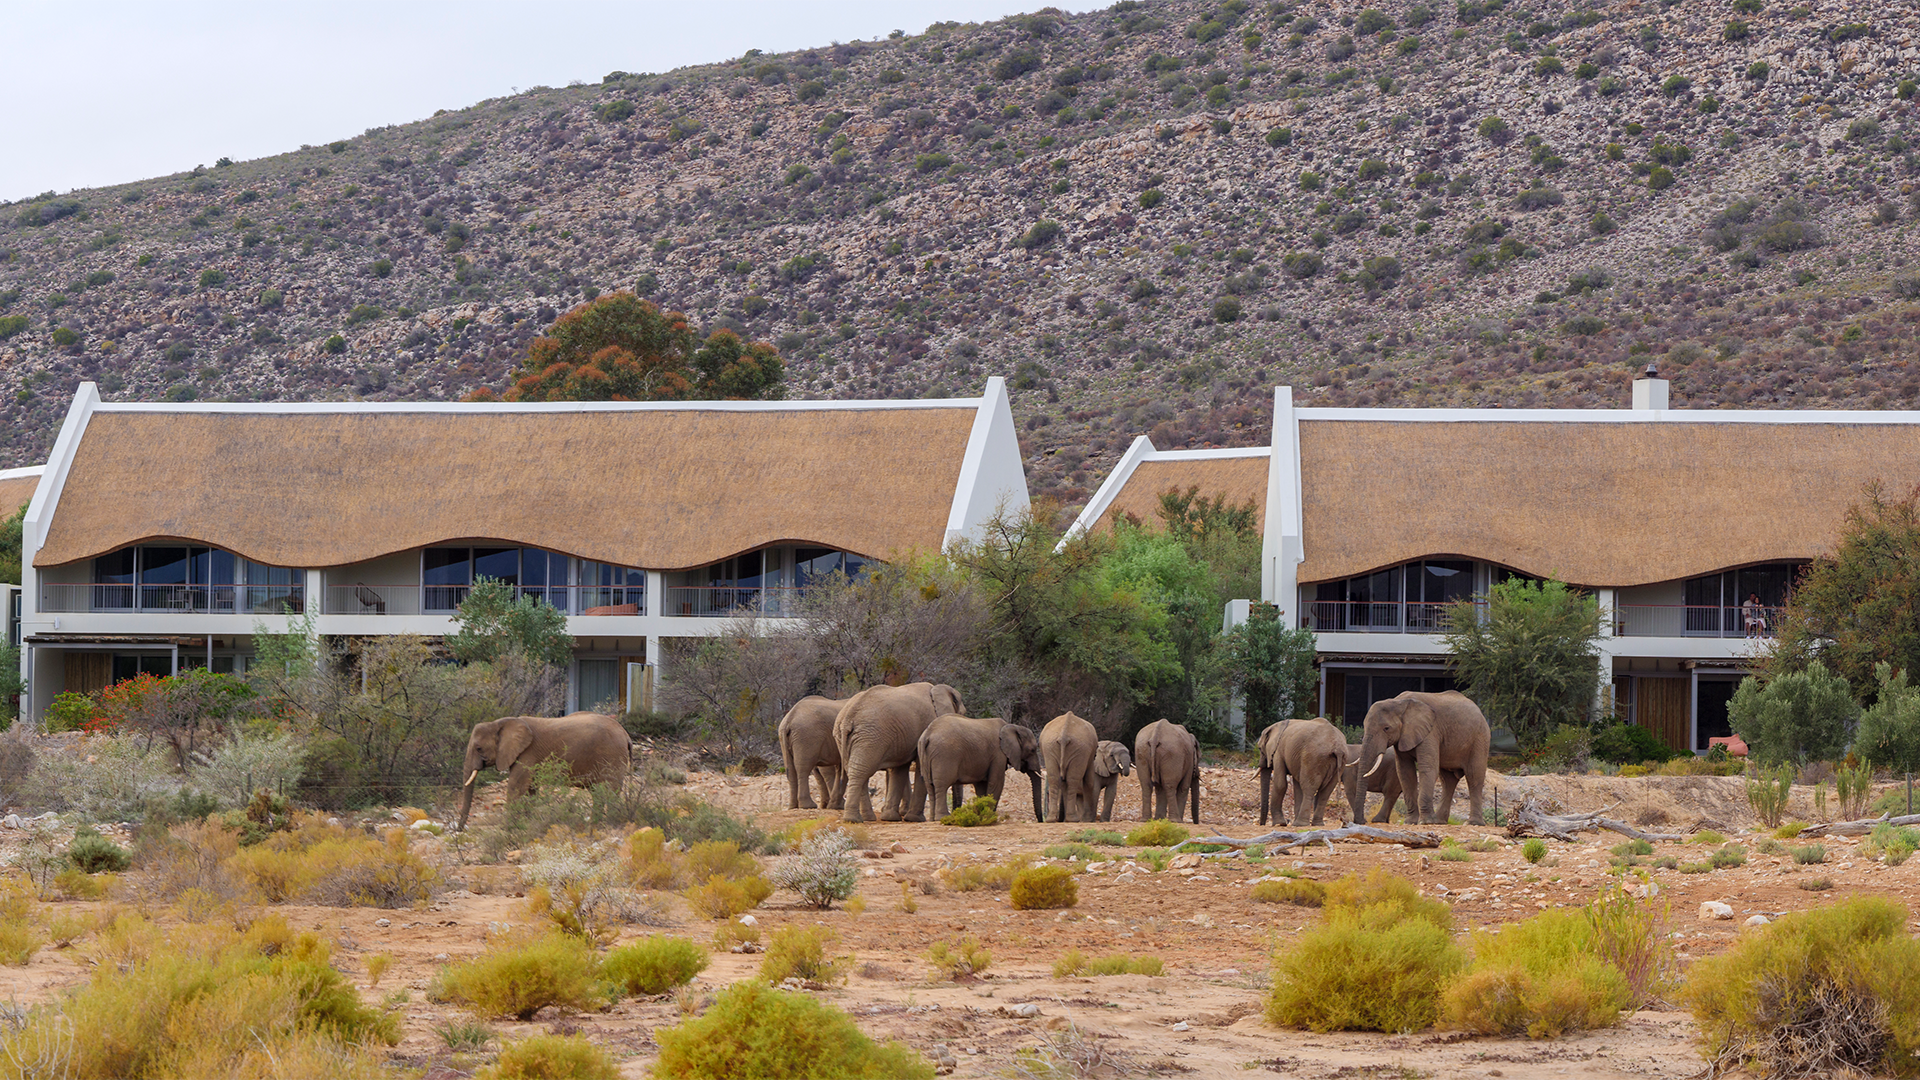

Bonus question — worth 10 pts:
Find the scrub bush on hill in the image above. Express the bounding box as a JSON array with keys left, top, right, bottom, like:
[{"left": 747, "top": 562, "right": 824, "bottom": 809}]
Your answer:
[
  {"left": 434, "top": 932, "right": 602, "bottom": 1020},
  {"left": 602, "top": 936, "right": 708, "bottom": 996},
  {"left": 1444, "top": 887, "right": 1667, "bottom": 1037},
  {"left": 651, "top": 981, "right": 934, "bottom": 1079},
  {"left": 478, "top": 1034, "right": 621, "bottom": 1080},
  {"left": 1269, "top": 871, "right": 1463, "bottom": 1033}
]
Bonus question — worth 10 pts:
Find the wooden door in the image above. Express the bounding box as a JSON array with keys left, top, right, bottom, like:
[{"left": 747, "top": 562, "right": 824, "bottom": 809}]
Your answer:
[{"left": 1636, "top": 677, "right": 1690, "bottom": 754}]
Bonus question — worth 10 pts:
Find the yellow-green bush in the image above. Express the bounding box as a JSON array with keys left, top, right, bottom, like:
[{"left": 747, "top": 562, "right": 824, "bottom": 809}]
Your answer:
[
  {"left": 1055, "top": 949, "right": 1164, "bottom": 977},
  {"left": 927, "top": 936, "right": 991, "bottom": 979},
  {"left": 1125, "top": 820, "right": 1190, "bottom": 847},
  {"left": 626, "top": 827, "right": 681, "bottom": 889},
  {"left": 681, "top": 840, "right": 758, "bottom": 884},
  {"left": 774, "top": 817, "right": 873, "bottom": 853},
  {"left": 760, "top": 925, "right": 849, "bottom": 985},
  {"left": 1521, "top": 838, "right": 1547, "bottom": 863},
  {"left": 1443, "top": 908, "right": 1634, "bottom": 1037},
  {"left": 1009, "top": 865, "right": 1079, "bottom": 910},
  {"left": 681, "top": 874, "right": 772, "bottom": 919},
  {"left": 434, "top": 933, "right": 602, "bottom": 1020},
  {"left": 652, "top": 980, "right": 934, "bottom": 1079},
  {"left": 477, "top": 1033, "right": 620, "bottom": 1080},
  {"left": 55, "top": 866, "right": 110, "bottom": 901},
  {"left": 1683, "top": 896, "right": 1920, "bottom": 1077},
  {"left": 0, "top": 918, "right": 42, "bottom": 966},
  {"left": 940, "top": 855, "right": 1032, "bottom": 892},
  {"left": 1251, "top": 878, "right": 1327, "bottom": 906},
  {"left": 1323, "top": 868, "right": 1452, "bottom": 930},
  {"left": 940, "top": 795, "right": 997, "bottom": 826},
  {"left": 224, "top": 818, "right": 438, "bottom": 907},
  {"left": 603, "top": 936, "right": 708, "bottom": 996},
  {"left": 0, "top": 918, "right": 397, "bottom": 1079},
  {"left": 1268, "top": 902, "right": 1465, "bottom": 1033}
]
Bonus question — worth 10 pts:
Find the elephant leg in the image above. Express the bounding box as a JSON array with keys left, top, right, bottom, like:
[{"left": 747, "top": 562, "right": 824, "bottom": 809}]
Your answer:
[
  {"left": 841, "top": 763, "right": 876, "bottom": 823},
  {"left": 904, "top": 765, "right": 928, "bottom": 823},
  {"left": 787, "top": 755, "right": 804, "bottom": 810},
  {"left": 1437, "top": 771, "right": 1461, "bottom": 823},
  {"left": 1417, "top": 748, "right": 1441, "bottom": 824},
  {"left": 1139, "top": 773, "right": 1153, "bottom": 822},
  {"left": 1259, "top": 767, "right": 1271, "bottom": 827},
  {"left": 1465, "top": 765, "right": 1487, "bottom": 826},
  {"left": 827, "top": 767, "right": 846, "bottom": 811},
  {"left": 506, "top": 763, "right": 533, "bottom": 802}
]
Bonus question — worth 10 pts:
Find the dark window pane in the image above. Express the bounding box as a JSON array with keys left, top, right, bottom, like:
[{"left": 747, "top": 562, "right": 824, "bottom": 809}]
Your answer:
[
  {"left": 1425, "top": 560, "right": 1473, "bottom": 602},
  {"left": 735, "top": 550, "right": 765, "bottom": 589},
  {"left": 209, "top": 550, "right": 237, "bottom": 585},
  {"left": 141, "top": 547, "right": 189, "bottom": 585},
  {"left": 578, "top": 659, "right": 619, "bottom": 712},
  {"left": 522, "top": 550, "right": 550, "bottom": 588},
  {"left": 474, "top": 547, "right": 519, "bottom": 586},
  {"left": 94, "top": 550, "right": 135, "bottom": 584},
  {"left": 139, "top": 655, "right": 170, "bottom": 677},
  {"left": 1696, "top": 679, "right": 1738, "bottom": 750},
  {"left": 112, "top": 655, "right": 140, "bottom": 682},
  {"left": 423, "top": 548, "right": 471, "bottom": 586},
  {"left": 1343, "top": 674, "right": 1370, "bottom": 727}
]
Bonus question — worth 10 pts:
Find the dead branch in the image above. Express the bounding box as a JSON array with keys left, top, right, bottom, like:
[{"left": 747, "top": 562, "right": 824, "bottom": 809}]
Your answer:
[
  {"left": 1173, "top": 824, "right": 1444, "bottom": 851},
  {"left": 1797, "top": 813, "right": 1920, "bottom": 838},
  {"left": 1503, "top": 794, "right": 1688, "bottom": 843}
]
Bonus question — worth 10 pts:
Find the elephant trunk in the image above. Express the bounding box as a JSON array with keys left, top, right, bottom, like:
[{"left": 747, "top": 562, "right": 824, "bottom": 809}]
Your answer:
[
  {"left": 1029, "top": 772, "right": 1043, "bottom": 823},
  {"left": 457, "top": 776, "right": 476, "bottom": 831}
]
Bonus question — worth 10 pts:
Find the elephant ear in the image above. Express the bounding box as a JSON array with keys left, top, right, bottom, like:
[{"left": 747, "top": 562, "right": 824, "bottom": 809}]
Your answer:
[
  {"left": 497, "top": 718, "right": 537, "bottom": 772},
  {"left": 1094, "top": 743, "right": 1117, "bottom": 778},
  {"left": 999, "top": 726, "right": 1026, "bottom": 770},
  {"left": 934, "top": 684, "right": 965, "bottom": 717},
  {"left": 1396, "top": 701, "right": 1434, "bottom": 754}
]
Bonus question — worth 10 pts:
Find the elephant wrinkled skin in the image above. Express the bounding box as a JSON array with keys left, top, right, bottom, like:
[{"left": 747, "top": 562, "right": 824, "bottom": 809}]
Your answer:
[
  {"left": 1134, "top": 719, "right": 1200, "bottom": 824},
  {"left": 1092, "top": 741, "right": 1133, "bottom": 822},
  {"left": 835, "top": 682, "right": 966, "bottom": 823},
  {"left": 1358, "top": 690, "right": 1492, "bottom": 825},
  {"left": 1344, "top": 742, "right": 1401, "bottom": 824},
  {"left": 1271, "top": 718, "right": 1353, "bottom": 826},
  {"left": 779, "top": 695, "right": 848, "bottom": 810},
  {"left": 1039, "top": 712, "right": 1100, "bottom": 822},
  {"left": 457, "top": 712, "right": 631, "bottom": 830},
  {"left": 1254, "top": 720, "right": 1292, "bottom": 827},
  {"left": 917, "top": 714, "right": 1043, "bottom": 820}
]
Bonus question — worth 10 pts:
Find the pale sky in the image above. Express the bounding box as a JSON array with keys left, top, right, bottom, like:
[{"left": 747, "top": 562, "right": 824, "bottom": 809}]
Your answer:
[{"left": 2, "top": 0, "right": 1100, "bottom": 202}]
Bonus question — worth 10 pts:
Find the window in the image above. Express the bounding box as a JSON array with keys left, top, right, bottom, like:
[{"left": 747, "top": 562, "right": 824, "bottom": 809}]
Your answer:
[
  {"left": 89, "top": 546, "right": 298, "bottom": 613},
  {"left": 425, "top": 547, "right": 581, "bottom": 612},
  {"left": 579, "top": 561, "right": 644, "bottom": 613},
  {"left": 577, "top": 658, "right": 620, "bottom": 712},
  {"left": 794, "top": 547, "right": 867, "bottom": 587},
  {"left": 665, "top": 545, "right": 870, "bottom": 616},
  {"left": 1682, "top": 563, "right": 1801, "bottom": 636},
  {"left": 111, "top": 654, "right": 172, "bottom": 682},
  {"left": 422, "top": 548, "right": 473, "bottom": 611}
]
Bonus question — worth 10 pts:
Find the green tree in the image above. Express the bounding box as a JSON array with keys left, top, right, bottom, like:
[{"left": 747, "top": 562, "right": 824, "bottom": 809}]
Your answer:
[
  {"left": 1854, "top": 662, "right": 1920, "bottom": 774},
  {"left": 476, "top": 291, "right": 784, "bottom": 402},
  {"left": 0, "top": 642, "right": 22, "bottom": 723},
  {"left": 1223, "top": 601, "right": 1320, "bottom": 732},
  {"left": 0, "top": 505, "right": 22, "bottom": 586},
  {"left": 1103, "top": 524, "right": 1227, "bottom": 732},
  {"left": 948, "top": 508, "right": 1175, "bottom": 730},
  {"left": 1727, "top": 661, "right": 1858, "bottom": 766},
  {"left": 1442, "top": 578, "right": 1601, "bottom": 750},
  {"left": 447, "top": 577, "right": 574, "bottom": 667},
  {"left": 1766, "top": 482, "right": 1920, "bottom": 702}
]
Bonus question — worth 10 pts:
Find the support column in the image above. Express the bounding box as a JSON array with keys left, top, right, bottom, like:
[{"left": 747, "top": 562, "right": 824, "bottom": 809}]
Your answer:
[{"left": 1596, "top": 588, "right": 1616, "bottom": 722}]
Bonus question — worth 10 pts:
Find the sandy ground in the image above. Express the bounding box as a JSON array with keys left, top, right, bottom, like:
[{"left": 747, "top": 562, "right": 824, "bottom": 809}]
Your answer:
[{"left": 3, "top": 764, "right": 1915, "bottom": 1079}]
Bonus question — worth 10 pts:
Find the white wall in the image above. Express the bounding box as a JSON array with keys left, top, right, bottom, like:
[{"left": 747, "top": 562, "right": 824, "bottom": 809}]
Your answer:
[{"left": 945, "top": 377, "right": 1031, "bottom": 547}]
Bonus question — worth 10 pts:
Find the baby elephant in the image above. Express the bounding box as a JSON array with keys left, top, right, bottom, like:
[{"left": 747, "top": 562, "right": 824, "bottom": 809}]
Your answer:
[{"left": 1093, "top": 741, "right": 1133, "bottom": 821}]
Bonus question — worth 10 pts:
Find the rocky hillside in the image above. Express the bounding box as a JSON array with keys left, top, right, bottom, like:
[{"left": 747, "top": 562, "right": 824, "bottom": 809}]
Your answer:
[{"left": 4, "top": 0, "right": 1920, "bottom": 513}]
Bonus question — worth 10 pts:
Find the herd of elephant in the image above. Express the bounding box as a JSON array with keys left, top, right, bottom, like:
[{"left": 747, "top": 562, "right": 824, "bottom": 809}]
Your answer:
[{"left": 779, "top": 683, "right": 1496, "bottom": 828}]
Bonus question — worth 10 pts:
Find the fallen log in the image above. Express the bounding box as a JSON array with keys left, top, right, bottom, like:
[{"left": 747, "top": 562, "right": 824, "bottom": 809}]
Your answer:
[
  {"left": 1503, "top": 794, "right": 1688, "bottom": 844},
  {"left": 1172, "top": 824, "right": 1444, "bottom": 852},
  {"left": 1797, "top": 813, "right": 1920, "bottom": 838}
]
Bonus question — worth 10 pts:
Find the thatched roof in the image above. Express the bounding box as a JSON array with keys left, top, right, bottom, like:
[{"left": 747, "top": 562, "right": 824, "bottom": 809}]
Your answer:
[
  {"left": 1297, "top": 419, "right": 1920, "bottom": 587},
  {"left": 1098, "top": 453, "right": 1270, "bottom": 533},
  {"left": 36, "top": 407, "right": 977, "bottom": 570},
  {"left": 0, "top": 473, "right": 38, "bottom": 520}
]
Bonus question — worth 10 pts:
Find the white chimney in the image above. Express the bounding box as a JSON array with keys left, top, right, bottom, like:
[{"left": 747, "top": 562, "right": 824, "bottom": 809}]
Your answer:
[{"left": 1632, "top": 362, "right": 1668, "bottom": 411}]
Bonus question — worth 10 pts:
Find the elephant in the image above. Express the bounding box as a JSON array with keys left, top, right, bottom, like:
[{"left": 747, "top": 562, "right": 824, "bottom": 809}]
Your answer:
[
  {"left": 1357, "top": 690, "right": 1492, "bottom": 825},
  {"left": 1093, "top": 741, "right": 1133, "bottom": 822},
  {"left": 1038, "top": 712, "right": 1100, "bottom": 822},
  {"left": 1254, "top": 721, "right": 1292, "bottom": 827},
  {"left": 1269, "top": 718, "right": 1354, "bottom": 827},
  {"left": 778, "top": 695, "right": 848, "bottom": 810},
  {"left": 834, "top": 682, "right": 966, "bottom": 823},
  {"left": 917, "top": 714, "right": 1043, "bottom": 821},
  {"left": 1343, "top": 742, "right": 1402, "bottom": 824},
  {"left": 1133, "top": 719, "right": 1200, "bottom": 824},
  {"left": 457, "top": 712, "right": 632, "bottom": 830}
]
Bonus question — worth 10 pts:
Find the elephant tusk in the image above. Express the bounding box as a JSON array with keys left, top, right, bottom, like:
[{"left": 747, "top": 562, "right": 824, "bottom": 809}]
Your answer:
[
  {"left": 1363, "top": 755, "right": 1385, "bottom": 779},
  {"left": 465, "top": 770, "right": 478, "bottom": 787}
]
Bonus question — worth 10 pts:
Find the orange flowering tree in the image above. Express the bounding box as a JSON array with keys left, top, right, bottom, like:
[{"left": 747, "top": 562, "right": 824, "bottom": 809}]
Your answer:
[
  {"left": 470, "top": 291, "right": 784, "bottom": 402},
  {"left": 94, "top": 669, "right": 260, "bottom": 767}
]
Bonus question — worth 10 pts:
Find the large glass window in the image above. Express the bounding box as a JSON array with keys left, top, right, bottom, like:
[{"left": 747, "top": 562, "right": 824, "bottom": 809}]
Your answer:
[
  {"left": 1682, "top": 563, "right": 1801, "bottom": 637},
  {"left": 794, "top": 547, "right": 867, "bottom": 587},
  {"left": 89, "top": 546, "right": 296, "bottom": 612},
  {"left": 577, "top": 658, "right": 620, "bottom": 712},
  {"left": 425, "top": 546, "right": 578, "bottom": 612},
  {"left": 579, "top": 561, "right": 644, "bottom": 613},
  {"left": 1307, "top": 560, "right": 1511, "bottom": 632}
]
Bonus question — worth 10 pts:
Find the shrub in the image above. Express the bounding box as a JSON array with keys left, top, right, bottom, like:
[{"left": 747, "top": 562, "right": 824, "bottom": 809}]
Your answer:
[
  {"left": 1324, "top": 869, "right": 1452, "bottom": 929},
  {"left": 322, "top": 334, "right": 347, "bottom": 354},
  {"left": 1010, "top": 865, "right": 1079, "bottom": 910},
  {"left": 1522, "top": 839, "right": 1547, "bottom": 863},
  {"left": 68, "top": 826, "right": 131, "bottom": 873},
  {"left": 1612, "top": 839, "right": 1654, "bottom": 858},
  {"left": 226, "top": 821, "right": 440, "bottom": 907},
  {"left": 478, "top": 1033, "right": 619, "bottom": 1080},
  {"left": 682, "top": 874, "right": 773, "bottom": 919},
  {"left": 1082, "top": 953, "right": 1164, "bottom": 976},
  {"left": 1126, "top": 820, "right": 1190, "bottom": 847},
  {"left": 1591, "top": 723, "right": 1676, "bottom": 764},
  {"left": 1043, "top": 843, "right": 1106, "bottom": 862},
  {"left": 760, "top": 925, "right": 849, "bottom": 985},
  {"left": 941, "top": 794, "right": 997, "bottom": 826},
  {"left": 1730, "top": 664, "right": 1858, "bottom": 766},
  {"left": 1269, "top": 900, "right": 1464, "bottom": 1032},
  {"left": 1437, "top": 844, "right": 1472, "bottom": 862},
  {"left": 927, "top": 935, "right": 992, "bottom": 979},
  {"left": 1445, "top": 906, "right": 1635, "bottom": 1037},
  {"left": 1253, "top": 878, "right": 1326, "bottom": 908},
  {"left": 1282, "top": 251, "right": 1323, "bottom": 278},
  {"left": 942, "top": 855, "right": 1033, "bottom": 892},
  {"left": 1516, "top": 186, "right": 1564, "bottom": 210},
  {"left": 653, "top": 981, "right": 933, "bottom": 1079},
  {"left": 1747, "top": 764, "right": 1794, "bottom": 827},
  {"left": 1212, "top": 296, "right": 1243, "bottom": 323},
  {"left": 1711, "top": 845, "right": 1748, "bottom": 869},
  {"left": 1684, "top": 897, "right": 1920, "bottom": 1077},
  {"left": 768, "top": 829, "right": 859, "bottom": 909},
  {"left": 1065, "top": 828, "right": 1126, "bottom": 846},
  {"left": 603, "top": 936, "right": 708, "bottom": 996},
  {"left": 198, "top": 269, "right": 228, "bottom": 288},
  {"left": 435, "top": 933, "right": 602, "bottom": 1020},
  {"left": 1014, "top": 220, "right": 1063, "bottom": 249},
  {"left": 1791, "top": 844, "right": 1827, "bottom": 865},
  {"left": 1868, "top": 823, "right": 1919, "bottom": 865},
  {"left": 1693, "top": 830, "right": 1727, "bottom": 845}
]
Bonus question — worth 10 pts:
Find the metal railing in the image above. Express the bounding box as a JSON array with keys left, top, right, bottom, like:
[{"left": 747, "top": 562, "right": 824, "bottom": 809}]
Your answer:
[
  {"left": 1612, "top": 604, "right": 1784, "bottom": 638},
  {"left": 663, "top": 586, "right": 806, "bottom": 618},
  {"left": 1301, "top": 600, "right": 1481, "bottom": 633},
  {"left": 40, "top": 583, "right": 304, "bottom": 615},
  {"left": 323, "top": 585, "right": 643, "bottom": 616}
]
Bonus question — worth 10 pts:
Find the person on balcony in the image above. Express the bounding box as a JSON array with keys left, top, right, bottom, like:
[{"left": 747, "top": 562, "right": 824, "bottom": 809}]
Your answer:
[{"left": 1743, "top": 593, "right": 1767, "bottom": 637}]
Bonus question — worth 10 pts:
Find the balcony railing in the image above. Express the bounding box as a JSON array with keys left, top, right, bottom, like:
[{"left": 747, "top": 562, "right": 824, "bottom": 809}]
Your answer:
[
  {"left": 40, "top": 583, "right": 304, "bottom": 615},
  {"left": 323, "top": 585, "right": 642, "bottom": 616},
  {"left": 1301, "top": 600, "right": 1480, "bottom": 633},
  {"left": 1613, "top": 604, "right": 1784, "bottom": 638},
  {"left": 663, "top": 586, "right": 805, "bottom": 618}
]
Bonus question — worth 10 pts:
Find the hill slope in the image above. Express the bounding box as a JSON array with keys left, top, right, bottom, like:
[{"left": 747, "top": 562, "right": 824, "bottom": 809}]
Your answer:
[{"left": 4, "top": 0, "right": 1920, "bottom": 512}]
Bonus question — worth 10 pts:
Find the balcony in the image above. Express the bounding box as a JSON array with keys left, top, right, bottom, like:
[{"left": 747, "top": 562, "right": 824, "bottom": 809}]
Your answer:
[
  {"left": 40, "top": 583, "right": 304, "bottom": 615},
  {"left": 1613, "top": 605, "right": 1783, "bottom": 638},
  {"left": 664, "top": 586, "right": 805, "bottom": 618},
  {"left": 1301, "top": 600, "right": 1479, "bottom": 633},
  {"left": 323, "top": 586, "right": 641, "bottom": 616}
]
